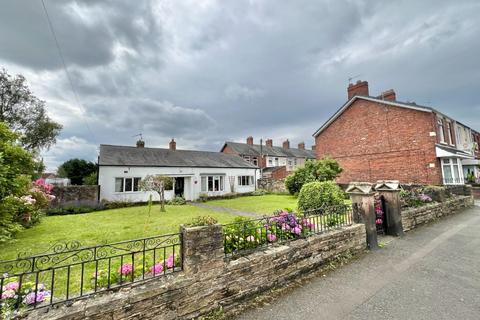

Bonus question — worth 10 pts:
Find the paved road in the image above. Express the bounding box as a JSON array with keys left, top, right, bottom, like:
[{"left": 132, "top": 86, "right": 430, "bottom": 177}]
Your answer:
[{"left": 236, "top": 202, "right": 480, "bottom": 320}]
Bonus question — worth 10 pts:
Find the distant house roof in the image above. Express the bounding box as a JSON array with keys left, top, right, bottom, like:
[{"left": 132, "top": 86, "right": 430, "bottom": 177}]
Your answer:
[
  {"left": 99, "top": 145, "right": 258, "bottom": 169},
  {"left": 221, "top": 142, "right": 316, "bottom": 159},
  {"left": 312, "top": 95, "right": 434, "bottom": 137}
]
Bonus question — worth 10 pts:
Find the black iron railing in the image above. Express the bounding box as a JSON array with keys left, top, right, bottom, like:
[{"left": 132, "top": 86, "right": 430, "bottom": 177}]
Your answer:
[
  {"left": 0, "top": 233, "right": 182, "bottom": 313},
  {"left": 223, "top": 204, "right": 353, "bottom": 257}
]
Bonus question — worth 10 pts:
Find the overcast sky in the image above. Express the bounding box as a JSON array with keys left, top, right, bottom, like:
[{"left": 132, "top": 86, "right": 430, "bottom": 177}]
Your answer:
[{"left": 1, "top": 0, "right": 479, "bottom": 171}]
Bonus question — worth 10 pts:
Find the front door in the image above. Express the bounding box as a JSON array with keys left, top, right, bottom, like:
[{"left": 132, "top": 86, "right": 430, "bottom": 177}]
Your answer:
[{"left": 174, "top": 177, "right": 185, "bottom": 197}]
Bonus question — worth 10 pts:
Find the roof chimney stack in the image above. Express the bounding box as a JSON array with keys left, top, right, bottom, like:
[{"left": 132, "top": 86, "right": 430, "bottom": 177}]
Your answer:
[
  {"left": 136, "top": 140, "right": 145, "bottom": 148},
  {"left": 266, "top": 139, "right": 273, "bottom": 148},
  {"left": 282, "top": 139, "right": 290, "bottom": 149},
  {"left": 246, "top": 136, "right": 254, "bottom": 145},
  {"left": 347, "top": 80, "right": 369, "bottom": 99},
  {"left": 298, "top": 142, "right": 305, "bottom": 150},
  {"left": 379, "top": 89, "right": 396, "bottom": 101},
  {"left": 169, "top": 138, "right": 176, "bottom": 151}
]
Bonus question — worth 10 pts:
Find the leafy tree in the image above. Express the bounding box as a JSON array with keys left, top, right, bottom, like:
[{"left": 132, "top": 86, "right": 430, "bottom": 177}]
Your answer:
[
  {"left": 83, "top": 172, "right": 98, "bottom": 185},
  {"left": 297, "top": 181, "right": 345, "bottom": 212},
  {"left": 58, "top": 159, "right": 97, "bottom": 185},
  {"left": 0, "top": 69, "right": 62, "bottom": 150},
  {"left": 0, "top": 122, "right": 35, "bottom": 241},
  {"left": 285, "top": 157, "right": 342, "bottom": 195},
  {"left": 139, "top": 175, "right": 174, "bottom": 212}
]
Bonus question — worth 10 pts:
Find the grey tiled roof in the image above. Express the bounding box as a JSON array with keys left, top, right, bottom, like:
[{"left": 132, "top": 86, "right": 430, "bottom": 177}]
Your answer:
[
  {"left": 223, "top": 142, "right": 316, "bottom": 158},
  {"left": 99, "top": 145, "right": 258, "bottom": 168}
]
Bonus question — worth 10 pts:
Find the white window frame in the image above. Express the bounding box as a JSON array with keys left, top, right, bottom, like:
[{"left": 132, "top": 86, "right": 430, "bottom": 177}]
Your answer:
[
  {"left": 437, "top": 117, "right": 445, "bottom": 144},
  {"left": 114, "top": 177, "right": 141, "bottom": 193},
  {"left": 441, "top": 158, "right": 464, "bottom": 185},
  {"left": 201, "top": 175, "right": 224, "bottom": 192},
  {"left": 238, "top": 176, "right": 253, "bottom": 186},
  {"left": 445, "top": 121, "right": 454, "bottom": 146}
]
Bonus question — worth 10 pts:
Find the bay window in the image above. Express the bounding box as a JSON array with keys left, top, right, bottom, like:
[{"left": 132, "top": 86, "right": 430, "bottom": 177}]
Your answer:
[
  {"left": 201, "top": 175, "right": 224, "bottom": 192},
  {"left": 441, "top": 158, "right": 464, "bottom": 185}
]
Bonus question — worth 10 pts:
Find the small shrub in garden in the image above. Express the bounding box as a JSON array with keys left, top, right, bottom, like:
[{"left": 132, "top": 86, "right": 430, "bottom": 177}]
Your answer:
[
  {"left": 400, "top": 188, "right": 434, "bottom": 208},
  {"left": 198, "top": 193, "right": 209, "bottom": 202},
  {"left": 168, "top": 196, "right": 186, "bottom": 205},
  {"left": 0, "top": 280, "right": 51, "bottom": 315},
  {"left": 297, "top": 181, "right": 345, "bottom": 212},
  {"left": 251, "top": 189, "right": 268, "bottom": 196},
  {"left": 185, "top": 216, "right": 218, "bottom": 227}
]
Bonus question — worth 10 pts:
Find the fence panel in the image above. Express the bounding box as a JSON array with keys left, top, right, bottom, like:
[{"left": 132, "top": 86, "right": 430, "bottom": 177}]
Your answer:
[
  {"left": 223, "top": 204, "right": 354, "bottom": 257},
  {"left": 0, "top": 233, "right": 182, "bottom": 313}
]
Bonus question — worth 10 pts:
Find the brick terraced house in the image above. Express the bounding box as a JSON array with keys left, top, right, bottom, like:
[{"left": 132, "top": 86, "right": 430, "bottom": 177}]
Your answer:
[
  {"left": 313, "top": 80, "right": 479, "bottom": 185},
  {"left": 221, "top": 137, "right": 316, "bottom": 179}
]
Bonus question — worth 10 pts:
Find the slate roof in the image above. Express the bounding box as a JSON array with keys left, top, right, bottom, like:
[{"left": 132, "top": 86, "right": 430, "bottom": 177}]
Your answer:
[
  {"left": 221, "top": 142, "right": 316, "bottom": 159},
  {"left": 99, "top": 145, "right": 258, "bottom": 168}
]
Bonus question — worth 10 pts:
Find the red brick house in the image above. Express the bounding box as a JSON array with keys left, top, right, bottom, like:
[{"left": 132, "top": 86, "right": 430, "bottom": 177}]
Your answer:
[
  {"left": 221, "top": 137, "right": 315, "bottom": 179},
  {"left": 313, "top": 80, "right": 479, "bottom": 185}
]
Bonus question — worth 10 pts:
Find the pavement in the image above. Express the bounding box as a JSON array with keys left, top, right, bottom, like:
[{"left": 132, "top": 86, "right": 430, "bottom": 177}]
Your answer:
[{"left": 236, "top": 202, "right": 480, "bottom": 320}]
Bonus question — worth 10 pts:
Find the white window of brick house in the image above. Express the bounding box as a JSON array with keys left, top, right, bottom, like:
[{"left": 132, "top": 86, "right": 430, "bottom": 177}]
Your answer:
[
  {"left": 441, "top": 158, "right": 464, "bottom": 185},
  {"left": 238, "top": 176, "right": 253, "bottom": 186},
  {"left": 115, "top": 177, "right": 141, "bottom": 192},
  {"left": 274, "top": 158, "right": 279, "bottom": 166},
  {"left": 437, "top": 117, "right": 445, "bottom": 143},
  {"left": 268, "top": 158, "right": 273, "bottom": 166},
  {"left": 252, "top": 157, "right": 258, "bottom": 166},
  {"left": 446, "top": 121, "right": 453, "bottom": 145}
]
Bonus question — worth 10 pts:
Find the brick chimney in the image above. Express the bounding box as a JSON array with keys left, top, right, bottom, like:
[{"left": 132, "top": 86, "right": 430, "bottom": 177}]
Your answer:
[
  {"left": 169, "top": 138, "right": 176, "bottom": 151},
  {"left": 246, "top": 136, "right": 254, "bottom": 145},
  {"left": 136, "top": 140, "right": 145, "bottom": 148},
  {"left": 379, "top": 89, "right": 396, "bottom": 101},
  {"left": 266, "top": 139, "right": 273, "bottom": 148},
  {"left": 298, "top": 142, "right": 305, "bottom": 150},
  {"left": 282, "top": 139, "right": 290, "bottom": 149},
  {"left": 347, "top": 80, "right": 369, "bottom": 99}
]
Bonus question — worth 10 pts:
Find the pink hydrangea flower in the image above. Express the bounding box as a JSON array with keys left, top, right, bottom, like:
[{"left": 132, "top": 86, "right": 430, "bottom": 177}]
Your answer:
[
  {"left": 267, "top": 234, "right": 277, "bottom": 242},
  {"left": 149, "top": 263, "right": 164, "bottom": 274},
  {"left": 376, "top": 219, "right": 383, "bottom": 225},
  {"left": 118, "top": 263, "right": 133, "bottom": 276},
  {"left": 293, "top": 227, "right": 302, "bottom": 235},
  {"left": 1, "top": 290, "right": 16, "bottom": 299},
  {"left": 5, "top": 282, "right": 19, "bottom": 291},
  {"left": 166, "top": 255, "right": 175, "bottom": 269},
  {"left": 24, "top": 291, "right": 48, "bottom": 305}
]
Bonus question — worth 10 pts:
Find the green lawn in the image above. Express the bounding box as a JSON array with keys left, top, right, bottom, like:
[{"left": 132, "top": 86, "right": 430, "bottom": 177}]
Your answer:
[
  {"left": 0, "top": 204, "right": 236, "bottom": 261},
  {"left": 206, "top": 194, "right": 298, "bottom": 214}
]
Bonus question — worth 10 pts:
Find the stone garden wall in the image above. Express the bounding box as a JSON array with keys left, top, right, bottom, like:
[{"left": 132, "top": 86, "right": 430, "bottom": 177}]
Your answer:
[
  {"left": 50, "top": 185, "right": 100, "bottom": 208},
  {"left": 258, "top": 178, "right": 287, "bottom": 193},
  {"left": 25, "top": 224, "right": 366, "bottom": 320},
  {"left": 401, "top": 195, "right": 474, "bottom": 232}
]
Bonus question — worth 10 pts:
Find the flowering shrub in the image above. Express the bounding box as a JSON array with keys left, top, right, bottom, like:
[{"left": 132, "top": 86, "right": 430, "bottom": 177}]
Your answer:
[
  {"left": 0, "top": 280, "right": 50, "bottom": 316},
  {"left": 374, "top": 194, "right": 385, "bottom": 229},
  {"left": 224, "top": 210, "right": 316, "bottom": 255},
  {"left": 90, "top": 254, "right": 181, "bottom": 290},
  {"left": 400, "top": 188, "right": 434, "bottom": 208}
]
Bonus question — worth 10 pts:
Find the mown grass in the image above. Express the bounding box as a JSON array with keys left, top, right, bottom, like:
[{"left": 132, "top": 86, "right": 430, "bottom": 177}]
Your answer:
[
  {"left": 205, "top": 194, "right": 298, "bottom": 214},
  {"left": 0, "top": 204, "right": 236, "bottom": 261}
]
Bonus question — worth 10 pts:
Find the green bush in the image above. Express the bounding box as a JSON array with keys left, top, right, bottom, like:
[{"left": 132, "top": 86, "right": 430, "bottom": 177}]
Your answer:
[
  {"left": 285, "top": 157, "right": 342, "bottom": 195},
  {"left": 46, "top": 206, "right": 99, "bottom": 216},
  {"left": 297, "top": 181, "right": 345, "bottom": 212},
  {"left": 185, "top": 216, "right": 219, "bottom": 227},
  {"left": 168, "top": 196, "right": 186, "bottom": 205}
]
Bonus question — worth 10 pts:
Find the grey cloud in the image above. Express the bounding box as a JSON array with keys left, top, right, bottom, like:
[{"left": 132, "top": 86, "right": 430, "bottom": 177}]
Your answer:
[{"left": 0, "top": 0, "right": 477, "bottom": 170}]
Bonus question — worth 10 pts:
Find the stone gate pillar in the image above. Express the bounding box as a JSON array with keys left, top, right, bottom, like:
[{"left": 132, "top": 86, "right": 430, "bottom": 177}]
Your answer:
[
  {"left": 374, "top": 180, "right": 405, "bottom": 237},
  {"left": 180, "top": 224, "right": 224, "bottom": 276},
  {"left": 345, "top": 182, "right": 379, "bottom": 250}
]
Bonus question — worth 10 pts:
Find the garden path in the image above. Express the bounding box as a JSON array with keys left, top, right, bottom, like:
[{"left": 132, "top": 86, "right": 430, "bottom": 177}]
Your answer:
[
  {"left": 190, "top": 202, "right": 261, "bottom": 218},
  {"left": 236, "top": 203, "right": 480, "bottom": 320}
]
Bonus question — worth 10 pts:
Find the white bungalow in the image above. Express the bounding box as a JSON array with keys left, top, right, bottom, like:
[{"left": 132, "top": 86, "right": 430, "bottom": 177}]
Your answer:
[{"left": 98, "top": 140, "right": 259, "bottom": 202}]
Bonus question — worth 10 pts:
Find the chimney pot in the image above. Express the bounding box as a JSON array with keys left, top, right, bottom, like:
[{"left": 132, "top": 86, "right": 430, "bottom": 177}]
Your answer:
[
  {"left": 266, "top": 139, "right": 273, "bottom": 147},
  {"left": 298, "top": 142, "right": 305, "bottom": 150},
  {"left": 282, "top": 139, "right": 290, "bottom": 149},
  {"left": 169, "top": 138, "right": 176, "bottom": 151},
  {"left": 246, "top": 136, "right": 254, "bottom": 145},
  {"left": 379, "top": 89, "right": 396, "bottom": 101},
  {"left": 347, "top": 80, "right": 369, "bottom": 99},
  {"left": 136, "top": 140, "right": 145, "bottom": 148}
]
